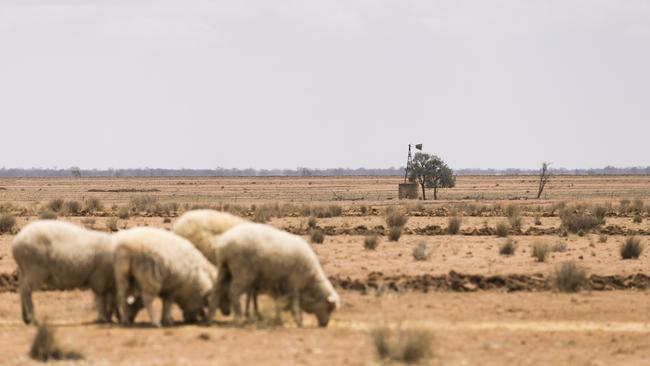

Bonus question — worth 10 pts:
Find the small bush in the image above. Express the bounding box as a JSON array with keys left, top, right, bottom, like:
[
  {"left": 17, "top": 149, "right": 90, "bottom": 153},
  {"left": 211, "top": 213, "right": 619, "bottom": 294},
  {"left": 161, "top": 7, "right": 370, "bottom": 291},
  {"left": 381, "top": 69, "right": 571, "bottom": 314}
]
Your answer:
[
  {"left": 385, "top": 207, "right": 408, "bottom": 229},
  {"left": 105, "top": 218, "right": 118, "bottom": 232},
  {"left": 412, "top": 241, "right": 429, "bottom": 261},
  {"left": 534, "top": 215, "right": 542, "bottom": 226},
  {"left": 80, "top": 218, "right": 96, "bottom": 229},
  {"left": 310, "top": 229, "right": 325, "bottom": 244},
  {"left": 632, "top": 214, "right": 642, "bottom": 224},
  {"left": 508, "top": 214, "right": 522, "bottom": 232},
  {"left": 307, "top": 216, "right": 317, "bottom": 229},
  {"left": 39, "top": 209, "right": 57, "bottom": 220},
  {"left": 447, "top": 216, "right": 462, "bottom": 235},
  {"left": 551, "top": 240, "right": 568, "bottom": 253},
  {"left": 559, "top": 209, "right": 603, "bottom": 233},
  {"left": 84, "top": 197, "right": 104, "bottom": 213},
  {"left": 388, "top": 226, "right": 402, "bottom": 242},
  {"left": 495, "top": 221, "right": 509, "bottom": 237},
  {"left": 117, "top": 207, "right": 130, "bottom": 219},
  {"left": 631, "top": 199, "right": 644, "bottom": 213},
  {"left": 162, "top": 217, "right": 171, "bottom": 224},
  {"left": 620, "top": 236, "right": 644, "bottom": 259},
  {"left": 47, "top": 198, "right": 64, "bottom": 212},
  {"left": 531, "top": 241, "right": 550, "bottom": 262},
  {"left": 64, "top": 200, "right": 81, "bottom": 215},
  {"left": 499, "top": 239, "right": 517, "bottom": 256},
  {"left": 252, "top": 209, "right": 270, "bottom": 223},
  {"left": 30, "top": 322, "right": 84, "bottom": 362},
  {"left": 364, "top": 235, "right": 379, "bottom": 250},
  {"left": 552, "top": 261, "right": 587, "bottom": 293},
  {"left": 0, "top": 213, "right": 16, "bottom": 234},
  {"left": 130, "top": 196, "right": 158, "bottom": 213},
  {"left": 598, "top": 234, "right": 608, "bottom": 243},
  {"left": 371, "top": 326, "right": 433, "bottom": 364},
  {"left": 593, "top": 205, "right": 607, "bottom": 222}
]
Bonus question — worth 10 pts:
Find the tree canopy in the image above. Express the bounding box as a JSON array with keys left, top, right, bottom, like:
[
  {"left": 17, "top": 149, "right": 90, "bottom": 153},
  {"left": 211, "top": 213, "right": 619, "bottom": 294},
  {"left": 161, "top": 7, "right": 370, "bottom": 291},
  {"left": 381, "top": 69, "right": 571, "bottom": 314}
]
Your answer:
[{"left": 408, "top": 153, "right": 455, "bottom": 200}]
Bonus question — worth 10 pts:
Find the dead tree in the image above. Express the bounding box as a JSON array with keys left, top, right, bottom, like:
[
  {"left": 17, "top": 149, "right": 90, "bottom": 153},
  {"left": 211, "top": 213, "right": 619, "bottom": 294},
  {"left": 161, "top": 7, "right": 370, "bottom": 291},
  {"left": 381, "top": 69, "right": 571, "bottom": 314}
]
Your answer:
[{"left": 536, "top": 162, "right": 551, "bottom": 199}]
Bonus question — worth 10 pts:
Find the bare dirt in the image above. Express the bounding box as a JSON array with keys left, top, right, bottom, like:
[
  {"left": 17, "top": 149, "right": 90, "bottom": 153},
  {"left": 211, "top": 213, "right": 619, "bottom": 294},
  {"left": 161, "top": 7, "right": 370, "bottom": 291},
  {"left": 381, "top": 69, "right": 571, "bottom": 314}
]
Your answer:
[{"left": 0, "top": 176, "right": 648, "bottom": 365}]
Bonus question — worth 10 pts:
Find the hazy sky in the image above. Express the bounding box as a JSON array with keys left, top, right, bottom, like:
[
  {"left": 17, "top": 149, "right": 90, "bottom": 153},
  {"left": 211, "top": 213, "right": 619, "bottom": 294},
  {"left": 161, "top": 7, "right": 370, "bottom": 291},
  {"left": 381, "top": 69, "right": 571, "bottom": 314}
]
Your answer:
[{"left": 1, "top": 0, "right": 649, "bottom": 170}]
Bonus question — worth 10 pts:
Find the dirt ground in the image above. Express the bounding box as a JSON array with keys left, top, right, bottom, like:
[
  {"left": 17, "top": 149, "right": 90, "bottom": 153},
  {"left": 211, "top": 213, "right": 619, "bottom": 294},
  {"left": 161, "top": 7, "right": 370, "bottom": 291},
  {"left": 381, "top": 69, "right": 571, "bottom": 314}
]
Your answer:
[{"left": 0, "top": 176, "right": 649, "bottom": 365}]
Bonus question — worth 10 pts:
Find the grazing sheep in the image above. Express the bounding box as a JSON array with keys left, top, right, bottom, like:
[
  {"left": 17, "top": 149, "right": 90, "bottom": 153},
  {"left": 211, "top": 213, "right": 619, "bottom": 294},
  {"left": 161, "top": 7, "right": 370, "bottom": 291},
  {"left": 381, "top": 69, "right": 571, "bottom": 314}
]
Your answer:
[
  {"left": 113, "top": 227, "right": 219, "bottom": 327},
  {"left": 209, "top": 223, "right": 340, "bottom": 327},
  {"left": 11, "top": 220, "right": 135, "bottom": 324},
  {"left": 173, "top": 209, "right": 251, "bottom": 316},
  {"left": 172, "top": 209, "right": 248, "bottom": 264}
]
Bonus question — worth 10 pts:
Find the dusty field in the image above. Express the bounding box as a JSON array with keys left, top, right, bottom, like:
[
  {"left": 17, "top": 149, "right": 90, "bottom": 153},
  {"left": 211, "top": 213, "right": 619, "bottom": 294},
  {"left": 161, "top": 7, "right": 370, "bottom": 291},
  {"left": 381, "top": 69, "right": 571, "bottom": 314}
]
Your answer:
[{"left": 0, "top": 175, "right": 649, "bottom": 365}]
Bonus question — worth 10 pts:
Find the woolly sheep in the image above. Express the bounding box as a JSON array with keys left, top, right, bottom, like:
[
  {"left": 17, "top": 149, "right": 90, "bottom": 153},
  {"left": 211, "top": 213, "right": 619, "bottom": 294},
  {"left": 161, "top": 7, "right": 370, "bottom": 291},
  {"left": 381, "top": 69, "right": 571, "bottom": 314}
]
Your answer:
[
  {"left": 113, "top": 227, "right": 220, "bottom": 327},
  {"left": 208, "top": 223, "right": 340, "bottom": 327},
  {"left": 12, "top": 220, "right": 138, "bottom": 324}
]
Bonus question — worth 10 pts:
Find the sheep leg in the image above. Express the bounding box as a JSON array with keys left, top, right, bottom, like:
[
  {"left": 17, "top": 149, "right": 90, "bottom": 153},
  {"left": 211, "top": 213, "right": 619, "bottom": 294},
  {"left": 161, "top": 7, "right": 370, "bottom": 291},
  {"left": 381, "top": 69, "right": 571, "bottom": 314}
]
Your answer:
[
  {"left": 19, "top": 284, "right": 34, "bottom": 325},
  {"left": 290, "top": 292, "right": 303, "bottom": 327},
  {"left": 161, "top": 298, "right": 174, "bottom": 327},
  {"left": 244, "top": 292, "right": 251, "bottom": 319},
  {"left": 142, "top": 292, "right": 160, "bottom": 327},
  {"left": 273, "top": 301, "right": 283, "bottom": 326},
  {"left": 252, "top": 291, "right": 260, "bottom": 320},
  {"left": 228, "top": 278, "right": 249, "bottom": 324},
  {"left": 94, "top": 293, "right": 111, "bottom": 323}
]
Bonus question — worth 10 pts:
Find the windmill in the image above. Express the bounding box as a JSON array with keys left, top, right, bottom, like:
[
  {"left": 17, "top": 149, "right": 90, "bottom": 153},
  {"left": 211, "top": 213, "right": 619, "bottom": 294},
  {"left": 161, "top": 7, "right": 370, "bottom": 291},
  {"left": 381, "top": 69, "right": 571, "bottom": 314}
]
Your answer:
[{"left": 404, "top": 143, "right": 423, "bottom": 182}]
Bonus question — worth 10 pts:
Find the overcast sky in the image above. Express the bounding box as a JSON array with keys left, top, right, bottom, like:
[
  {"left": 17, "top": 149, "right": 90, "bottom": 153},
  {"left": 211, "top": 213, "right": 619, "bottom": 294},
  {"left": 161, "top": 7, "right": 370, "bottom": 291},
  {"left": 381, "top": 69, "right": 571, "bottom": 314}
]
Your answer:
[{"left": 1, "top": 0, "right": 649, "bottom": 170}]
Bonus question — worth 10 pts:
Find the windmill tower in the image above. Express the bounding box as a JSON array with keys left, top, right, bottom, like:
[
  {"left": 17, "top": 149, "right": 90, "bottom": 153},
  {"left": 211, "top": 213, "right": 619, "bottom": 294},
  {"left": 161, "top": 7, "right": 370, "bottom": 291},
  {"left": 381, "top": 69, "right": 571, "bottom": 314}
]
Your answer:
[{"left": 399, "top": 143, "right": 422, "bottom": 199}]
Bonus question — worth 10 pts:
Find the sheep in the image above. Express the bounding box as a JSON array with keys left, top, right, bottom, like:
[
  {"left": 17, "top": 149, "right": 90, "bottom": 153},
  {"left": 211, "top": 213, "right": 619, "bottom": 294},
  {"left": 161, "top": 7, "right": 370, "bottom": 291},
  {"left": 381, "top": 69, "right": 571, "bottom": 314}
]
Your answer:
[
  {"left": 173, "top": 209, "right": 252, "bottom": 315},
  {"left": 172, "top": 209, "right": 248, "bottom": 264},
  {"left": 208, "top": 223, "right": 340, "bottom": 327},
  {"left": 11, "top": 220, "right": 139, "bottom": 324},
  {"left": 113, "top": 227, "right": 220, "bottom": 327}
]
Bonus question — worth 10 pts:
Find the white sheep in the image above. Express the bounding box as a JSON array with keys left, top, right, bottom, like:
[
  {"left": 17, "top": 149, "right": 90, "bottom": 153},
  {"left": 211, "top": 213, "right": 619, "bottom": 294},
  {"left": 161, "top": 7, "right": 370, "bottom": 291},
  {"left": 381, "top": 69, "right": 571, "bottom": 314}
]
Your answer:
[
  {"left": 172, "top": 209, "right": 248, "bottom": 264},
  {"left": 208, "top": 223, "right": 340, "bottom": 327},
  {"left": 113, "top": 227, "right": 219, "bottom": 327},
  {"left": 12, "top": 220, "right": 131, "bottom": 324}
]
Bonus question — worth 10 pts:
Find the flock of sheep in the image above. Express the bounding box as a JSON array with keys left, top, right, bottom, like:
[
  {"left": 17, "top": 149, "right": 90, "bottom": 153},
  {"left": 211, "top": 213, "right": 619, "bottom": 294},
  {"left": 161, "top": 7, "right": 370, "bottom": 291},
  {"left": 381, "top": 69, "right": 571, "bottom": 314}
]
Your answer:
[{"left": 11, "top": 210, "right": 340, "bottom": 328}]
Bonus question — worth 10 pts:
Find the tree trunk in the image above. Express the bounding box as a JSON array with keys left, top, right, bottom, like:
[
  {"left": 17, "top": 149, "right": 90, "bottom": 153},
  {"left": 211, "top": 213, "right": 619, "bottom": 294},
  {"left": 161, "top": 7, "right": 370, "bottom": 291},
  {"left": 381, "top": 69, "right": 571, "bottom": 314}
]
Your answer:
[
  {"left": 433, "top": 186, "right": 438, "bottom": 200},
  {"left": 420, "top": 183, "right": 426, "bottom": 200}
]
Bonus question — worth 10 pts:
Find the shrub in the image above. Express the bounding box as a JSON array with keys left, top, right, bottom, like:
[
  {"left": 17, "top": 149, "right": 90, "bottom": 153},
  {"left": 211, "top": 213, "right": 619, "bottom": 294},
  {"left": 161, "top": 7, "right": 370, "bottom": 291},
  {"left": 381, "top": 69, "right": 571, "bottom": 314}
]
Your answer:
[
  {"left": 105, "top": 218, "right": 118, "bottom": 232},
  {"left": 593, "top": 205, "right": 607, "bottom": 222},
  {"left": 64, "top": 200, "right": 81, "bottom": 215},
  {"left": 47, "top": 198, "right": 64, "bottom": 213},
  {"left": 84, "top": 197, "right": 104, "bottom": 213},
  {"left": 534, "top": 215, "right": 542, "bottom": 226},
  {"left": 307, "top": 216, "right": 317, "bottom": 229},
  {"left": 29, "top": 321, "right": 84, "bottom": 362},
  {"left": 360, "top": 205, "right": 369, "bottom": 215},
  {"left": 495, "top": 221, "right": 509, "bottom": 237},
  {"left": 551, "top": 240, "right": 568, "bottom": 253},
  {"left": 447, "top": 216, "right": 462, "bottom": 235},
  {"left": 552, "top": 261, "right": 587, "bottom": 293},
  {"left": 130, "top": 196, "right": 158, "bottom": 213},
  {"left": 162, "top": 217, "right": 171, "bottom": 224},
  {"left": 252, "top": 208, "right": 270, "bottom": 223},
  {"left": 598, "top": 234, "right": 608, "bottom": 243},
  {"left": 633, "top": 214, "right": 642, "bottom": 224},
  {"left": 631, "top": 199, "right": 644, "bottom": 213},
  {"left": 412, "top": 241, "right": 429, "bottom": 261},
  {"left": 0, "top": 213, "right": 16, "bottom": 234},
  {"left": 39, "top": 209, "right": 57, "bottom": 220},
  {"left": 620, "top": 236, "right": 644, "bottom": 259},
  {"left": 499, "top": 239, "right": 517, "bottom": 256},
  {"left": 388, "top": 226, "right": 402, "bottom": 242},
  {"left": 371, "top": 326, "right": 433, "bottom": 364},
  {"left": 364, "top": 235, "right": 379, "bottom": 250},
  {"left": 559, "top": 209, "right": 603, "bottom": 233},
  {"left": 310, "top": 229, "right": 325, "bottom": 244},
  {"left": 117, "top": 207, "right": 130, "bottom": 219},
  {"left": 531, "top": 241, "right": 550, "bottom": 262},
  {"left": 385, "top": 207, "right": 408, "bottom": 229},
  {"left": 619, "top": 199, "right": 631, "bottom": 215}
]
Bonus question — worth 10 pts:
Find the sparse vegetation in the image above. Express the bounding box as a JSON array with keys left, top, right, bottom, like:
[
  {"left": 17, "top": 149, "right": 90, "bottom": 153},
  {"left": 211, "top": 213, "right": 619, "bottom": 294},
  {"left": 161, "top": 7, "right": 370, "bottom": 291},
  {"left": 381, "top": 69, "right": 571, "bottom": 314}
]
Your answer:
[
  {"left": 534, "top": 215, "right": 542, "bottom": 226},
  {"left": 531, "top": 240, "right": 550, "bottom": 262},
  {"left": 552, "top": 261, "right": 587, "bottom": 293},
  {"left": 117, "top": 207, "right": 130, "bottom": 219},
  {"left": 39, "top": 209, "right": 57, "bottom": 220},
  {"left": 162, "top": 217, "right": 171, "bottom": 224},
  {"left": 307, "top": 216, "right": 317, "bottom": 229},
  {"left": 80, "top": 218, "right": 96, "bottom": 229},
  {"left": 598, "top": 234, "right": 608, "bottom": 243},
  {"left": 499, "top": 238, "right": 517, "bottom": 256},
  {"left": 447, "top": 216, "right": 462, "bottom": 235},
  {"left": 84, "top": 197, "right": 104, "bottom": 213},
  {"left": 631, "top": 199, "right": 644, "bottom": 213},
  {"left": 385, "top": 206, "right": 408, "bottom": 228},
  {"left": 64, "top": 200, "right": 81, "bottom": 215},
  {"left": 371, "top": 326, "right": 433, "bottom": 363},
  {"left": 632, "top": 214, "right": 642, "bottom": 224},
  {"left": 364, "top": 235, "right": 379, "bottom": 250},
  {"left": 551, "top": 240, "right": 568, "bottom": 253},
  {"left": 105, "top": 218, "right": 118, "bottom": 232},
  {"left": 130, "top": 195, "right": 158, "bottom": 213},
  {"left": 0, "top": 213, "right": 16, "bottom": 234},
  {"left": 559, "top": 208, "right": 604, "bottom": 233},
  {"left": 47, "top": 198, "right": 64, "bottom": 213},
  {"left": 388, "top": 226, "right": 403, "bottom": 242},
  {"left": 619, "top": 199, "right": 631, "bottom": 214},
  {"left": 620, "top": 236, "right": 644, "bottom": 259},
  {"left": 495, "top": 221, "right": 509, "bottom": 237},
  {"left": 310, "top": 229, "right": 325, "bottom": 244},
  {"left": 29, "top": 321, "right": 84, "bottom": 362},
  {"left": 412, "top": 241, "right": 429, "bottom": 261}
]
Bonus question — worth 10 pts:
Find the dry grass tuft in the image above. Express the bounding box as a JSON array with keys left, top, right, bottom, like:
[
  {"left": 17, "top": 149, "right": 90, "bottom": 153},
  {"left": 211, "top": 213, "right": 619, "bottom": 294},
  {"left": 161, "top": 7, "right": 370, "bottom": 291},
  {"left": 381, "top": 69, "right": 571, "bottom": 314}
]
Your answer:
[
  {"left": 80, "top": 218, "right": 96, "bottom": 229},
  {"left": 364, "top": 235, "right": 379, "bottom": 250},
  {"left": 499, "top": 238, "right": 517, "bottom": 256},
  {"left": 620, "top": 236, "right": 644, "bottom": 259},
  {"left": 30, "top": 321, "right": 84, "bottom": 362},
  {"left": 310, "top": 229, "right": 325, "bottom": 244},
  {"left": 117, "top": 207, "right": 130, "bottom": 219},
  {"left": 447, "top": 216, "right": 462, "bottom": 235},
  {"left": 388, "top": 226, "right": 402, "bottom": 242},
  {"left": 371, "top": 326, "right": 433, "bottom": 364},
  {"left": 47, "top": 198, "right": 64, "bottom": 213},
  {"left": 105, "top": 218, "right": 118, "bottom": 232},
  {"left": 307, "top": 216, "right": 317, "bottom": 229},
  {"left": 495, "top": 221, "right": 509, "bottom": 237},
  {"left": 0, "top": 213, "right": 16, "bottom": 234},
  {"left": 38, "top": 209, "right": 57, "bottom": 220},
  {"left": 84, "top": 197, "right": 104, "bottom": 213},
  {"left": 632, "top": 214, "right": 642, "bottom": 224},
  {"left": 385, "top": 206, "right": 408, "bottom": 229},
  {"left": 531, "top": 240, "right": 550, "bottom": 262},
  {"left": 412, "top": 241, "right": 429, "bottom": 261},
  {"left": 64, "top": 200, "right": 81, "bottom": 215},
  {"left": 552, "top": 261, "right": 587, "bottom": 293},
  {"left": 551, "top": 240, "right": 568, "bottom": 253}
]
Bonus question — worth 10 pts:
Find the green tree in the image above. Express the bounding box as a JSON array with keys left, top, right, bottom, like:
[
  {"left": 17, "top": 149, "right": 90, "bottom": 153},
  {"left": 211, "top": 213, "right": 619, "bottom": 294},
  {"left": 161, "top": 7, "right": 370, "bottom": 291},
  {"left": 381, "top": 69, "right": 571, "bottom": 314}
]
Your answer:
[{"left": 408, "top": 153, "right": 455, "bottom": 200}]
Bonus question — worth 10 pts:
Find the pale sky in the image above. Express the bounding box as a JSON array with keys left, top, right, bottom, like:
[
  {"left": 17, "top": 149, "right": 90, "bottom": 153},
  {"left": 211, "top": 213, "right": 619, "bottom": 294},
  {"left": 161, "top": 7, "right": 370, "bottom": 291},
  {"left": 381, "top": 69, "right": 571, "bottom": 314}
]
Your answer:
[{"left": 1, "top": 0, "right": 649, "bottom": 170}]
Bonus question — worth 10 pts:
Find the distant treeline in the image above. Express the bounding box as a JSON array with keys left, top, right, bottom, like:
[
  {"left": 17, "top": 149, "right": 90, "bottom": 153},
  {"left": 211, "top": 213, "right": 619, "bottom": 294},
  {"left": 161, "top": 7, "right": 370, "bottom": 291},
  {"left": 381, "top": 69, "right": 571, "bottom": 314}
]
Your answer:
[{"left": 0, "top": 166, "right": 649, "bottom": 177}]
